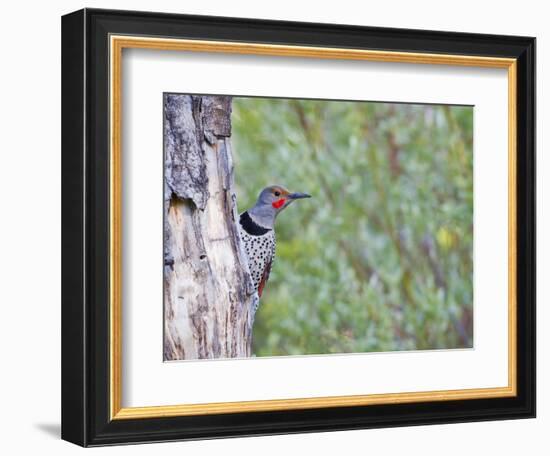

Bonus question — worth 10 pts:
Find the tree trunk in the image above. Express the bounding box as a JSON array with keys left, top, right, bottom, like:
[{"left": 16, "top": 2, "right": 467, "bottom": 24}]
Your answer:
[{"left": 163, "top": 94, "right": 256, "bottom": 361}]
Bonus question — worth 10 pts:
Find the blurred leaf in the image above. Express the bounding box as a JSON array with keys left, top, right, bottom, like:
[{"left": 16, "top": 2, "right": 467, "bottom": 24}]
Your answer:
[{"left": 232, "top": 98, "right": 473, "bottom": 356}]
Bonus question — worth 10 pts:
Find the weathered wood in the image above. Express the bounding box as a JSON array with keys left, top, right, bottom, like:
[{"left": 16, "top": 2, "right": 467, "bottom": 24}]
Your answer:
[{"left": 163, "top": 94, "right": 256, "bottom": 360}]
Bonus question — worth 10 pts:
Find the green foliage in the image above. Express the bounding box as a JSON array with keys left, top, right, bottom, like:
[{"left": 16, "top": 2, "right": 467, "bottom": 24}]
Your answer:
[{"left": 232, "top": 97, "right": 473, "bottom": 356}]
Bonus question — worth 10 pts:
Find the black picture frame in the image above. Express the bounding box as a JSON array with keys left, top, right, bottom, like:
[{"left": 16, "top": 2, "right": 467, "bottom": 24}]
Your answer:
[{"left": 62, "top": 7, "right": 535, "bottom": 447}]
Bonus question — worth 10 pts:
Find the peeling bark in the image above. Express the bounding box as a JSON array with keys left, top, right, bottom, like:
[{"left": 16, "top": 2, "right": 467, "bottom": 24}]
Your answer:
[{"left": 163, "top": 94, "right": 256, "bottom": 360}]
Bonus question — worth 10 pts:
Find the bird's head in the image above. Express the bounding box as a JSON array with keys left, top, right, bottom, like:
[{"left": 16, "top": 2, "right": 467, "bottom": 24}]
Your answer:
[{"left": 248, "top": 185, "right": 311, "bottom": 227}]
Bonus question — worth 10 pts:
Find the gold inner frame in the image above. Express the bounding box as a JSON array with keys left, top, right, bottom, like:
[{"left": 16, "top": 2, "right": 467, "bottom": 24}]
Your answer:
[{"left": 109, "top": 35, "right": 517, "bottom": 420}]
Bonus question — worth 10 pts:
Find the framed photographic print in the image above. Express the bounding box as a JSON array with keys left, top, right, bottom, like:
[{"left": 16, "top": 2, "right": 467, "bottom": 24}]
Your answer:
[{"left": 61, "top": 8, "right": 536, "bottom": 447}]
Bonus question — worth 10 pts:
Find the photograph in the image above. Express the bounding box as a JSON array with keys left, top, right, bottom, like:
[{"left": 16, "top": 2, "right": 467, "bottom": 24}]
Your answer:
[{"left": 163, "top": 94, "right": 474, "bottom": 361}]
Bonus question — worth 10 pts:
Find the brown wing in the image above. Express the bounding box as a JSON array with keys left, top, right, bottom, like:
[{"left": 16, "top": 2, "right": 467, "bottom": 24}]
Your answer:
[{"left": 257, "top": 255, "right": 273, "bottom": 298}]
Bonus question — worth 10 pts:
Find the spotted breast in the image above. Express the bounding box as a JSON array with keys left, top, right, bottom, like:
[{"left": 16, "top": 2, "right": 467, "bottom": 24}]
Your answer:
[{"left": 238, "top": 211, "right": 276, "bottom": 300}]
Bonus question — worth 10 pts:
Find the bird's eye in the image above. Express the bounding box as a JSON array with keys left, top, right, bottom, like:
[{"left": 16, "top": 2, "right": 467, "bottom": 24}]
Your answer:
[{"left": 274, "top": 191, "right": 281, "bottom": 197}]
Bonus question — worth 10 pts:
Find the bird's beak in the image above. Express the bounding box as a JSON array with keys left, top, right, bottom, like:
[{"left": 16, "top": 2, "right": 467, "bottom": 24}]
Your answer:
[{"left": 287, "top": 192, "right": 311, "bottom": 200}]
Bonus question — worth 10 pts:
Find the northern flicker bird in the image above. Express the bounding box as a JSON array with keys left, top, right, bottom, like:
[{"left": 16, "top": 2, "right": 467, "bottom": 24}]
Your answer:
[{"left": 239, "top": 185, "right": 311, "bottom": 308}]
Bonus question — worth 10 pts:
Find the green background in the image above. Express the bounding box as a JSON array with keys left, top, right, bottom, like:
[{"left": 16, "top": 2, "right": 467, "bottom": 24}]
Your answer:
[{"left": 232, "top": 97, "right": 473, "bottom": 357}]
